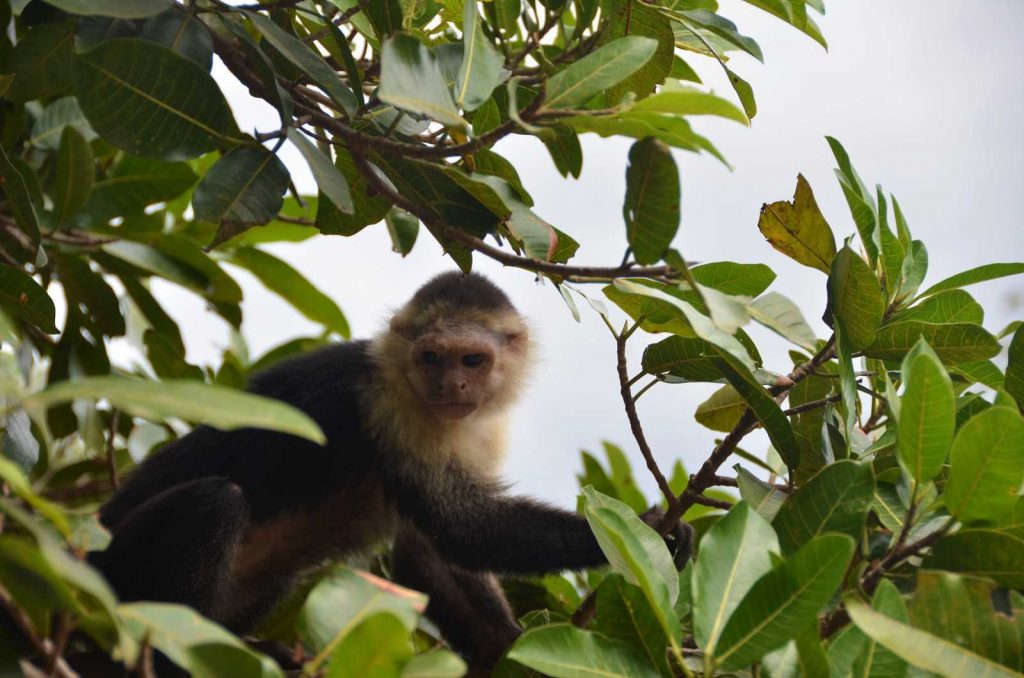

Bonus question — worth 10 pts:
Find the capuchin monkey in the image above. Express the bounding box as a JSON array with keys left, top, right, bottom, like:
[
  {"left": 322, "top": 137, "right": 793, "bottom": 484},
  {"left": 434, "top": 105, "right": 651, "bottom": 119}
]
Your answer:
[{"left": 92, "top": 272, "right": 685, "bottom": 672}]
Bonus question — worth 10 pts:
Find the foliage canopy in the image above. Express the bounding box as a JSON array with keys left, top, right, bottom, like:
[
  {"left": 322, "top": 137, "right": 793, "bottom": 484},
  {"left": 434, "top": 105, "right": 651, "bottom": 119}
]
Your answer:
[{"left": 0, "top": 0, "right": 1022, "bottom": 676}]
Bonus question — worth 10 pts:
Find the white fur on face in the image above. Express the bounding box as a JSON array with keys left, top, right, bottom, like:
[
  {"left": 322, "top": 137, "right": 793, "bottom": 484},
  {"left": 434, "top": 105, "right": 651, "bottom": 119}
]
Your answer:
[{"left": 366, "top": 304, "right": 532, "bottom": 478}]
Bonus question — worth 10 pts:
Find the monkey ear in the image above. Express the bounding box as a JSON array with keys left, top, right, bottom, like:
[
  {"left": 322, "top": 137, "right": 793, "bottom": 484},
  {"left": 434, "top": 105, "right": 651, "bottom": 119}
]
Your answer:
[
  {"left": 390, "top": 315, "right": 416, "bottom": 339},
  {"left": 504, "top": 327, "right": 528, "bottom": 346}
]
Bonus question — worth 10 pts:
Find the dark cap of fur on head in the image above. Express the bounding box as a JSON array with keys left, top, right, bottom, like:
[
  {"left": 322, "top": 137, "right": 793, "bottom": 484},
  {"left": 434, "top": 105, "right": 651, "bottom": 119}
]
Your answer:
[{"left": 410, "top": 272, "right": 515, "bottom": 313}]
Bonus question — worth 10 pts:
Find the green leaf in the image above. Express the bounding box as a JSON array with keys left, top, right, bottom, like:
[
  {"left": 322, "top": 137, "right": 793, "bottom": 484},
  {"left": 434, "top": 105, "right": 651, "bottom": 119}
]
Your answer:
[
  {"left": 544, "top": 36, "right": 658, "bottom": 109},
  {"left": 316, "top": 147, "right": 392, "bottom": 236},
  {"left": 690, "top": 262, "right": 775, "bottom": 296},
  {"left": 642, "top": 335, "right": 722, "bottom": 382},
  {"left": 747, "top": 292, "right": 817, "bottom": 351},
  {"left": 846, "top": 590, "right": 1021, "bottom": 678},
  {"left": 385, "top": 208, "right": 419, "bottom": 256},
  {"left": 23, "top": 376, "right": 326, "bottom": 444},
  {"left": 608, "top": 279, "right": 754, "bottom": 371},
  {"left": 564, "top": 110, "right": 726, "bottom": 163},
  {"left": 299, "top": 568, "right": 424, "bottom": 665},
  {"left": 864, "top": 321, "right": 1001, "bottom": 365},
  {"left": 58, "top": 255, "right": 125, "bottom": 337},
  {"left": 456, "top": 0, "right": 504, "bottom": 111},
  {"left": 632, "top": 86, "right": 749, "bottom": 125},
  {"left": 368, "top": 153, "right": 497, "bottom": 236},
  {"left": 950, "top": 360, "right": 1004, "bottom": 390},
  {"left": 74, "top": 39, "right": 234, "bottom": 160},
  {"left": 740, "top": 0, "right": 827, "bottom": 48},
  {"left": 924, "top": 529, "right": 1024, "bottom": 589},
  {"left": 0, "top": 265, "right": 57, "bottom": 333},
  {"left": 0, "top": 499, "right": 123, "bottom": 653},
  {"left": 826, "top": 137, "right": 879, "bottom": 265},
  {"left": 247, "top": 11, "right": 357, "bottom": 118},
  {"left": 827, "top": 246, "right": 884, "bottom": 352},
  {"left": 828, "top": 579, "right": 909, "bottom": 678},
  {"left": 379, "top": 33, "right": 466, "bottom": 129},
  {"left": 582, "top": 487, "right": 680, "bottom": 643},
  {"left": 29, "top": 96, "right": 95, "bottom": 151},
  {"left": 140, "top": 9, "right": 213, "bottom": 69},
  {"left": 119, "top": 603, "right": 284, "bottom": 678},
  {"left": 889, "top": 289, "right": 984, "bottom": 325},
  {"left": 917, "top": 262, "right": 1024, "bottom": 300},
  {"left": 325, "top": 612, "right": 412, "bottom": 678},
  {"left": 507, "top": 624, "right": 661, "bottom": 678},
  {"left": 599, "top": 0, "right": 674, "bottom": 104},
  {"left": 592, "top": 574, "right": 670, "bottom": 675},
  {"left": 771, "top": 460, "right": 874, "bottom": 554},
  {"left": 435, "top": 169, "right": 556, "bottom": 260},
  {"left": 0, "top": 143, "right": 40, "bottom": 246},
  {"left": 80, "top": 155, "right": 197, "bottom": 221},
  {"left": 224, "top": 248, "right": 350, "bottom": 338},
  {"left": 693, "top": 502, "right": 779, "bottom": 656},
  {"left": 286, "top": 129, "right": 352, "bottom": 214},
  {"left": 710, "top": 350, "right": 801, "bottom": 470},
  {"left": 870, "top": 485, "right": 907, "bottom": 536},
  {"left": 898, "top": 339, "right": 955, "bottom": 482},
  {"left": 623, "top": 137, "right": 680, "bottom": 265},
  {"left": 41, "top": 0, "right": 170, "bottom": 17},
  {"left": 1006, "top": 326, "right": 1024, "bottom": 411},
  {"left": 222, "top": 19, "right": 292, "bottom": 125},
  {"left": 193, "top": 146, "right": 289, "bottom": 226},
  {"left": 156, "top": 234, "right": 242, "bottom": 303},
  {"left": 401, "top": 650, "right": 467, "bottom": 678},
  {"left": 358, "top": 0, "right": 404, "bottom": 39},
  {"left": 53, "top": 126, "right": 94, "bottom": 222},
  {"left": 0, "top": 457, "right": 70, "bottom": 536},
  {"left": 714, "top": 534, "right": 855, "bottom": 670},
  {"left": 735, "top": 466, "right": 787, "bottom": 521},
  {"left": 2, "top": 20, "right": 75, "bottom": 102},
  {"left": 757, "top": 174, "right": 836, "bottom": 274},
  {"left": 725, "top": 66, "right": 757, "bottom": 119},
  {"left": 696, "top": 385, "right": 747, "bottom": 432},
  {"left": 945, "top": 407, "right": 1024, "bottom": 522}
]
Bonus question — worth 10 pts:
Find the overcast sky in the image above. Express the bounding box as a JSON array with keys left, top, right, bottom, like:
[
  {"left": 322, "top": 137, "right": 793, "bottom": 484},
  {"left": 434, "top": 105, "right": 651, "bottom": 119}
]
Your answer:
[{"left": 150, "top": 1, "right": 1024, "bottom": 507}]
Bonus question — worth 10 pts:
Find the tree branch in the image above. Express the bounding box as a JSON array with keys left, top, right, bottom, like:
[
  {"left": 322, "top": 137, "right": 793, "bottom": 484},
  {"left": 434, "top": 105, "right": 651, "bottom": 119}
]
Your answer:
[
  {"left": 657, "top": 336, "right": 837, "bottom": 533},
  {"left": 0, "top": 586, "right": 79, "bottom": 678},
  {"left": 347, "top": 146, "right": 680, "bottom": 281},
  {"left": 614, "top": 326, "right": 680, "bottom": 515}
]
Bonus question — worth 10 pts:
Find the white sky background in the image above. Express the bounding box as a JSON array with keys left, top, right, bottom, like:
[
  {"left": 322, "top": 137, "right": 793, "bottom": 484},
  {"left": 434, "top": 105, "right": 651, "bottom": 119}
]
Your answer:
[{"left": 153, "top": 1, "right": 1024, "bottom": 508}]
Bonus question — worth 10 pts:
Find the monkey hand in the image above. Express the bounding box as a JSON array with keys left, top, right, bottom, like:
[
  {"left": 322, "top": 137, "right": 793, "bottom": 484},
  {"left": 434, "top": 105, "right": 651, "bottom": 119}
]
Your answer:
[{"left": 640, "top": 506, "right": 694, "bottom": 570}]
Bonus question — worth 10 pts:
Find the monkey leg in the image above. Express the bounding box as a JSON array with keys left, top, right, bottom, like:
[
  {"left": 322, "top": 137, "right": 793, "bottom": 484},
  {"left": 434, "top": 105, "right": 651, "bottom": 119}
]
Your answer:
[
  {"left": 392, "top": 523, "right": 521, "bottom": 672},
  {"left": 90, "top": 477, "right": 250, "bottom": 621}
]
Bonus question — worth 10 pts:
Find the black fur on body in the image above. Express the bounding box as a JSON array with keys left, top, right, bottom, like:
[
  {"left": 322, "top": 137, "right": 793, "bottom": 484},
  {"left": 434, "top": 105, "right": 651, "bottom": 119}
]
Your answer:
[{"left": 92, "top": 272, "right": 607, "bottom": 669}]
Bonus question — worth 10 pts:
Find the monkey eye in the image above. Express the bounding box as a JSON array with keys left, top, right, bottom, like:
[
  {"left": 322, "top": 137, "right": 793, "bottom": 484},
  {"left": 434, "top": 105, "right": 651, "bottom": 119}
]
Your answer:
[
  {"left": 462, "top": 353, "right": 486, "bottom": 367},
  {"left": 421, "top": 350, "right": 442, "bottom": 366}
]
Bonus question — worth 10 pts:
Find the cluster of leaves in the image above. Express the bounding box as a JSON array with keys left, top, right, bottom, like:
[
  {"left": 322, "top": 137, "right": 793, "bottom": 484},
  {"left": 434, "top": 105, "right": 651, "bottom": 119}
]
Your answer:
[
  {"left": 522, "top": 139, "right": 1024, "bottom": 676},
  {"left": 0, "top": 0, "right": 1021, "bottom": 676}
]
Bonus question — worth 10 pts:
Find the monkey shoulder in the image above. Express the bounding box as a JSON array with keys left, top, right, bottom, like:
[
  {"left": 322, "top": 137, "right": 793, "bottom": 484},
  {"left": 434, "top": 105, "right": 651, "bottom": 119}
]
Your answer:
[{"left": 102, "top": 342, "right": 385, "bottom": 526}]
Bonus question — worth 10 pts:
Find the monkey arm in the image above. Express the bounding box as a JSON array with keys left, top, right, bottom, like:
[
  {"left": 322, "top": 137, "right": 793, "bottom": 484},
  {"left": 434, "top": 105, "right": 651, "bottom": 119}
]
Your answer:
[{"left": 386, "top": 461, "right": 607, "bottom": 574}]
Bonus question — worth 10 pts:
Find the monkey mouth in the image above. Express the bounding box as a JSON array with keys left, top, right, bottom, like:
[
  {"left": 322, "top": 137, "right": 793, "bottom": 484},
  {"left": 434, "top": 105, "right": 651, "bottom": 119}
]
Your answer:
[{"left": 425, "top": 401, "right": 478, "bottom": 419}]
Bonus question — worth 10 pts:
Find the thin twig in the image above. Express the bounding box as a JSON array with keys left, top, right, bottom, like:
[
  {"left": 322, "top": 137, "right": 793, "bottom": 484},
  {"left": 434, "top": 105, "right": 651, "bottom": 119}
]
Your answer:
[
  {"left": 682, "top": 490, "right": 733, "bottom": 510},
  {"left": 105, "top": 410, "right": 120, "bottom": 491},
  {"left": 0, "top": 587, "right": 79, "bottom": 678},
  {"left": 782, "top": 393, "right": 842, "bottom": 417},
  {"left": 822, "top": 517, "right": 955, "bottom": 638},
  {"left": 614, "top": 325, "right": 680, "bottom": 515},
  {"left": 46, "top": 614, "right": 74, "bottom": 677},
  {"left": 711, "top": 475, "right": 790, "bottom": 493},
  {"left": 134, "top": 634, "right": 156, "bottom": 678}
]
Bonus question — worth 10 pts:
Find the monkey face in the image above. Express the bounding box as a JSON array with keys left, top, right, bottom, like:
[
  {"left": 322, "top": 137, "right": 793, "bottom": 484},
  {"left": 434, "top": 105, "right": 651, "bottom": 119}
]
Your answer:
[{"left": 406, "top": 325, "right": 501, "bottom": 420}]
